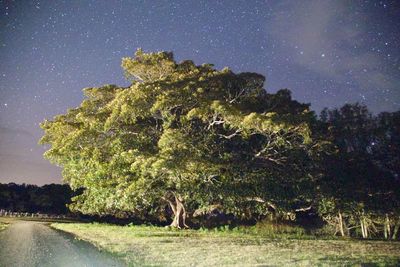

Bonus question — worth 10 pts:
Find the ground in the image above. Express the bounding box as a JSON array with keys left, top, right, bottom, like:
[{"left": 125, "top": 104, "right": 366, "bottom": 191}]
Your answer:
[
  {"left": 0, "top": 219, "right": 123, "bottom": 267},
  {"left": 51, "top": 222, "right": 400, "bottom": 266}
]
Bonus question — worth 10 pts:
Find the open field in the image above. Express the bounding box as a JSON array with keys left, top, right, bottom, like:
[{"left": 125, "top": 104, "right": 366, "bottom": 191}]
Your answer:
[{"left": 52, "top": 222, "right": 400, "bottom": 266}]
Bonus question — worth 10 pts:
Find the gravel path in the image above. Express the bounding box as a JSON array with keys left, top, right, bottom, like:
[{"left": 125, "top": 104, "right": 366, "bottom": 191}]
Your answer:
[{"left": 0, "top": 220, "right": 125, "bottom": 267}]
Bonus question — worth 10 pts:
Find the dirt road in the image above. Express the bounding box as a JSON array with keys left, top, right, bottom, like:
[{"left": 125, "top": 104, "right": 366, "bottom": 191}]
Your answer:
[{"left": 0, "top": 220, "right": 124, "bottom": 267}]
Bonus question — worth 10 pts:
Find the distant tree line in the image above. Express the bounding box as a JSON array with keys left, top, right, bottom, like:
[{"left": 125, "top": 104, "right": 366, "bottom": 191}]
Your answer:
[
  {"left": 315, "top": 104, "right": 400, "bottom": 239},
  {"left": 39, "top": 50, "right": 400, "bottom": 239},
  {"left": 0, "top": 183, "right": 73, "bottom": 214}
]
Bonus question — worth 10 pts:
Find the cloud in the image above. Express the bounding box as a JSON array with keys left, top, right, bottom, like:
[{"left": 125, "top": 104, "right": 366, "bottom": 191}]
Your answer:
[{"left": 268, "top": 0, "right": 399, "bottom": 105}]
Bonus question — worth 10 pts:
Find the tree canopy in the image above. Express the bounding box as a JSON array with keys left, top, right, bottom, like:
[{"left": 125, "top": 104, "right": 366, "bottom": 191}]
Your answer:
[
  {"left": 40, "top": 49, "right": 319, "bottom": 227},
  {"left": 316, "top": 104, "right": 400, "bottom": 238},
  {"left": 40, "top": 50, "right": 399, "bottom": 237}
]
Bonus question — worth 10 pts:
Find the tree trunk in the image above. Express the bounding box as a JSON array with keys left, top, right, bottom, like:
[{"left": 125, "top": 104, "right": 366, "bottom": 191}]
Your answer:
[
  {"left": 384, "top": 214, "right": 391, "bottom": 239},
  {"left": 168, "top": 194, "right": 189, "bottom": 229},
  {"left": 338, "top": 211, "right": 346, "bottom": 237},
  {"left": 360, "top": 217, "right": 367, "bottom": 238},
  {"left": 360, "top": 214, "right": 370, "bottom": 239},
  {"left": 392, "top": 219, "right": 399, "bottom": 240},
  {"left": 360, "top": 217, "right": 365, "bottom": 238},
  {"left": 364, "top": 218, "right": 369, "bottom": 238}
]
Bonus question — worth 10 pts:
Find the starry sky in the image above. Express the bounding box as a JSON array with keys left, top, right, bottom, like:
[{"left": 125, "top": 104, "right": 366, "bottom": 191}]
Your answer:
[{"left": 1, "top": 0, "right": 399, "bottom": 185}]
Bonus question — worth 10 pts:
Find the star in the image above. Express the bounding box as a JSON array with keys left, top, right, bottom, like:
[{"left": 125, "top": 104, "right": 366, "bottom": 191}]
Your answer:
[{"left": 0, "top": 0, "right": 399, "bottom": 185}]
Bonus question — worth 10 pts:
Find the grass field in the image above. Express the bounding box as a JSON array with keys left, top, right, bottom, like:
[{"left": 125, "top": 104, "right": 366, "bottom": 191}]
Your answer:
[{"left": 51, "top": 222, "right": 400, "bottom": 266}]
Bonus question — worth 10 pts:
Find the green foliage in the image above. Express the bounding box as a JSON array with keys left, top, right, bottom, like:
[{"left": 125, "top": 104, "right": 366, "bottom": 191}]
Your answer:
[{"left": 40, "top": 49, "right": 318, "bottom": 226}]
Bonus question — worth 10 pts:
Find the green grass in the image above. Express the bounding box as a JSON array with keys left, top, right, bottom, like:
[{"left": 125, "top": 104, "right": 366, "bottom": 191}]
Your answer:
[
  {"left": 51, "top": 222, "right": 400, "bottom": 266},
  {"left": 0, "top": 222, "right": 8, "bottom": 231}
]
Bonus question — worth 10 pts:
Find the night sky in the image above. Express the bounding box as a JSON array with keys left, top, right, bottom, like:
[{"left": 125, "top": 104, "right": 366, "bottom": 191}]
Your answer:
[{"left": 1, "top": 0, "right": 399, "bottom": 185}]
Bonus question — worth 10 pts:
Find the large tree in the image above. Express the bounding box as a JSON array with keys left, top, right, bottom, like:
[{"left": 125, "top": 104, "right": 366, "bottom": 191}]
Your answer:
[{"left": 40, "top": 50, "right": 318, "bottom": 227}]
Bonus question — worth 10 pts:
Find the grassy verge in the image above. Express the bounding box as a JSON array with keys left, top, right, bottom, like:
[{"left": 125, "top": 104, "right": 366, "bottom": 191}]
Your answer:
[
  {"left": 0, "top": 222, "right": 8, "bottom": 231},
  {"left": 0, "top": 216, "right": 82, "bottom": 224},
  {"left": 51, "top": 222, "right": 400, "bottom": 266}
]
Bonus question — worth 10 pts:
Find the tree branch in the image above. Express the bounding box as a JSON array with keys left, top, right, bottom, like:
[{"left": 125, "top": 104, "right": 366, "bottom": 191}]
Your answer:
[{"left": 218, "top": 129, "right": 241, "bottom": 139}]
